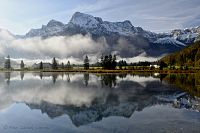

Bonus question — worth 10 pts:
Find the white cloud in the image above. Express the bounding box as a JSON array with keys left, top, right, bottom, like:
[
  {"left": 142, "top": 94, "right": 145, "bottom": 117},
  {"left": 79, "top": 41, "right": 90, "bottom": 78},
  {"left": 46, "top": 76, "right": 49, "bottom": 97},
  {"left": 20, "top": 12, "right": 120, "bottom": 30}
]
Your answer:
[
  {"left": 119, "top": 52, "right": 164, "bottom": 63},
  {"left": 0, "top": 34, "right": 109, "bottom": 65},
  {"left": 11, "top": 34, "right": 107, "bottom": 58},
  {"left": 0, "top": 32, "right": 162, "bottom": 66}
]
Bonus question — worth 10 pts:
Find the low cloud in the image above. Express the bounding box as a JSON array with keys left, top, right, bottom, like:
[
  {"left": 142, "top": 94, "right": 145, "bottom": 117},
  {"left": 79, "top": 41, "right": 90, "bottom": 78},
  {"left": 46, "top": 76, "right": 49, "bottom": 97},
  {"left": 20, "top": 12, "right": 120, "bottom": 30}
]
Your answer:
[
  {"left": 119, "top": 52, "right": 163, "bottom": 63},
  {"left": 0, "top": 34, "right": 109, "bottom": 65},
  {"left": 0, "top": 31, "right": 160, "bottom": 66},
  {"left": 114, "top": 36, "right": 148, "bottom": 57},
  {"left": 0, "top": 29, "right": 15, "bottom": 54},
  {"left": 11, "top": 34, "right": 108, "bottom": 58}
]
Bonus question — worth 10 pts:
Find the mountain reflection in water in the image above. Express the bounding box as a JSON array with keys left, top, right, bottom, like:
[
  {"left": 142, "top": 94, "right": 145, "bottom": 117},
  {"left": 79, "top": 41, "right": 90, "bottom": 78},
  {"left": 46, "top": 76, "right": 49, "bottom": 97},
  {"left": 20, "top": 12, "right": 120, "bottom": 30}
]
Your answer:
[{"left": 0, "top": 72, "right": 199, "bottom": 127}]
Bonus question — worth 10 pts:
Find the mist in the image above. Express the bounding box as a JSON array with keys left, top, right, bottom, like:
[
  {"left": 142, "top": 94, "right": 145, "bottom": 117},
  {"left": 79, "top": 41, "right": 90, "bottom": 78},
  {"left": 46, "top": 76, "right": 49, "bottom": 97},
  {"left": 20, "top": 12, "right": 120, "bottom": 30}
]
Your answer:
[
  {"left": 0, "top": 30, "right": 160, "bottom": 66},
  {"left": 0, "top": 33, "right": 109, "bottom": 65},
  {"left": 9, "top": 34, "right": 107, "bottom": 58}
]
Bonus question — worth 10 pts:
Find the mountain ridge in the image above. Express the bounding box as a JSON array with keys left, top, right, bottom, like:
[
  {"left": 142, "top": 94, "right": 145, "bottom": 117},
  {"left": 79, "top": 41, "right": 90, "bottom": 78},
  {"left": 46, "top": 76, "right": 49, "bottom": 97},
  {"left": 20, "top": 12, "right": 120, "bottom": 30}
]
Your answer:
[
  {"left": 23, "top": 12, "right": 200, "bottom": 49},
  {"left": 1, "top": 12, "right": 200, "bottom": 58}
]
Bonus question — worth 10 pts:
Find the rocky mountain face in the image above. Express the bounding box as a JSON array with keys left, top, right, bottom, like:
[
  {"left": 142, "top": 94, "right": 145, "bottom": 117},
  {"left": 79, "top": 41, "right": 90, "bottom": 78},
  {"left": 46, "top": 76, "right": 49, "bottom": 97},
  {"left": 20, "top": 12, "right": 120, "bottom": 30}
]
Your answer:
[
  {"left": 25, "top": 19, "right": 66, "bottom": 37},
  {"left": 2, "top": 12, "right": 200, "bottom": 58},
  {"left": 22, "top": 12, "right": 200, "bottom": 57}
]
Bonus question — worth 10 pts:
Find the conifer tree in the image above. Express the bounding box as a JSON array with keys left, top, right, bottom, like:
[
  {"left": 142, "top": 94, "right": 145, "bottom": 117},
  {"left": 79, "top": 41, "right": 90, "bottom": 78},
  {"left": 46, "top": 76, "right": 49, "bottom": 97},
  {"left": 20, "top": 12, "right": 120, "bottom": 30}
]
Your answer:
[
  {"left": 52, "top": 57, "right": 58, "bottom": 69},
  {"left": 39, "top": 61, "right": 43, "bottom": 69},
  {"left": 61, "top": 62, "right": 64, "bottom": 69},
  {"left": 84, "top": 55, "right": 89, "bottom": 70},
  {"left": 20, "top": 60, "right": 25, "bottom": 69},
  {"left": 67, "top": 61, "right": 71, "bottom": 70},
  {"left": 4, "top": 55, "right": 11, "bottom": 69}
]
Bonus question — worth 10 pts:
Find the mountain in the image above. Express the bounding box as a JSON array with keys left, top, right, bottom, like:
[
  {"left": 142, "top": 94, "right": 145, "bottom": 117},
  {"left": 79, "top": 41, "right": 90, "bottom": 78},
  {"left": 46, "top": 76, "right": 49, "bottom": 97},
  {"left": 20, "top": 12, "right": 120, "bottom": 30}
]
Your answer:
[
  {"left": 25, "top": 12, "right": 154, "bottom": 38},
  {"left": 170, "top": 27, "right": 200, "bottom": 44},
  {"left": 26, "top": 20, "right": 66, "bottom": 37},
  {"left": 0, "top": 12, "right": 199, "bottom": 59},
  {"left": 161, "top": 40, "right": 200, "bottom": 67},
  {"left": 22, "top": 12, "right": 200, "bottom": 57}
]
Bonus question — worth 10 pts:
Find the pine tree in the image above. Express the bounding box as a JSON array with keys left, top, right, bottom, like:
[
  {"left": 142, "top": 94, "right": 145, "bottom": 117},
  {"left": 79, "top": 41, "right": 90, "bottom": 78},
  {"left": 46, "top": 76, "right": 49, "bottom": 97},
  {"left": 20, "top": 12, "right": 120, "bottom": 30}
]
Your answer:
[
  {"left": 118, "top": 60, "right": 123, "bottom": 70},
  {"left": 20, "top": 60, "right": 25, "bottom": 69},
  {"left": 61, "top": 62, "right": 64, "bottom": 69},
  {"left": 104, "top": 55, "right": 109, "bottom": 69},
  {"left": 100, "top": 54, "right": 117, "bottom": 70},
  {"left": 39, "top": 61, "right": 43, "bottom": 69},
  {"left": 67, "top": 61, "right": 71, "bottom": 70},
  {"left": 118, "top": 60, "right": 127, "bottom": 70},
  {"left": 100, "top": 54, "right": 104, "bottom": 68},
  {"left": 159, "top": 61, "right": 167, "bottom": 70},
  {"left": 112, "top": 54, "right": 117, "bottom": 69},
  {"left": 4, "top": 55, "right": 11, "bottom": 69},
  {"left": 52, "top": 57, "right": 58, "bottom": 70},
  {"left": 108, "top": 54, "right": 112, "bottom": 69},
  {"left": 84, "top": 55, "right": 89, "bottom": 70},
  {"left": 195, "top": 49, "right": 200, "bottom": 68}
]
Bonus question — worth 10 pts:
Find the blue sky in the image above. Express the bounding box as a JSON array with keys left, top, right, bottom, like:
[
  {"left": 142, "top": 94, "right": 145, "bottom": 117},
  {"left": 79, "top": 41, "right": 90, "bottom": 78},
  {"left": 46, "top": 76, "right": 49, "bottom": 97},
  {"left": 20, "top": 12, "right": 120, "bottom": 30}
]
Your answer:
[{"left": 0, "top": 0, "right": 200, "bottom": 34}]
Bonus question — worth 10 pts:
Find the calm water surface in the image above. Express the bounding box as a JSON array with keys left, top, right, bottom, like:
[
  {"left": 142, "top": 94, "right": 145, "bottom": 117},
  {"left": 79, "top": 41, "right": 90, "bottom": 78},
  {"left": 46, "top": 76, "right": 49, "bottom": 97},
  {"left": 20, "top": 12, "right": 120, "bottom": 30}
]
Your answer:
[{"left": 0, "top": 72, "right": 199, "bottom": 133}]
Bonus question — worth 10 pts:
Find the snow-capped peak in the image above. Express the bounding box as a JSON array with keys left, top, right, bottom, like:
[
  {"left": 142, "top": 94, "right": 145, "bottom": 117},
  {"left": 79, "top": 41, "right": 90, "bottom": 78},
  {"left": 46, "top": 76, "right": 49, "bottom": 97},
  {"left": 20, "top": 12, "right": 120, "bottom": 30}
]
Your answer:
[
  {"left": 70, "top": 12, "right": 100, "bottom": 28},
  {"left": 69, "top": 12, "right": 138, "bottom": 36},
  {"left": 47, "top": 19, "right": 65, "bottom": 27},
  {"left": 22, "top": 11, "right": 199, "bottom": 49},
  {"left": 26, "top": 19, "right": 65, "bottom": 37}
]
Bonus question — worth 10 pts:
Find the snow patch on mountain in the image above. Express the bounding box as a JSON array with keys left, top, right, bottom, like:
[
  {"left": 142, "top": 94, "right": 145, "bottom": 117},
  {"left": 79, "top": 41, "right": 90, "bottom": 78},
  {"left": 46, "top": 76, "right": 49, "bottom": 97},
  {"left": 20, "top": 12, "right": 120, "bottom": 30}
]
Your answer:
[
  {"left": 26, "top": 20, "right": 65, "bottom": 37},
  {"left": 154, "top": 37, "right": 186, "bottom": 47},
  {"left": 101, "top": 20, "right": 136, "bottom": 36},
  {"left": 70, "top": 12, "right": 138, "bottom": 36},
  {"left": 170, "top": 27, "right": 200, "bottom": 44}
]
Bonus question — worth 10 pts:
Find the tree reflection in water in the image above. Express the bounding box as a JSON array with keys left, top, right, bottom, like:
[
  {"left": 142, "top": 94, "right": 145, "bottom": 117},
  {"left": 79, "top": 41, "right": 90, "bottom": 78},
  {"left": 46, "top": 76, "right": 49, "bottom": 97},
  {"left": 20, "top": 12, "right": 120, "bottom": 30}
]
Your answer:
[
  {"left": 163, "top": 73, "right": 200, "bottom": 97},
  {"left": 84, "top": 73, "right": 89, "bottom": 86},
  {"left": 101, "top": 74, "right": 117, "bottom": 88},
  {"left": 52, "top": 73, "right": 58, "bottom": 84},
  {"left": 39, "top": 72, "right": 43, "bottom": 80},
  {"left": 20, "top": 71, "right": 24, "bottom": 80},
  {"left": 67, "top": 73, "right": 70, "bottom": 83},
  {"left": 4, "top": 72, "right": 11, "bottom": 85}
]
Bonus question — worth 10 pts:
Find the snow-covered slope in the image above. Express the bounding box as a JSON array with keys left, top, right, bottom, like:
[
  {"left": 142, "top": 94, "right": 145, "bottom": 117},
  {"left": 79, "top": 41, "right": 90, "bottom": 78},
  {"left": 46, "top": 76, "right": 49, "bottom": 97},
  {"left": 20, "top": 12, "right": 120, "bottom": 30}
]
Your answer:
[
  {"left": 70, "top": 12, "right": 100, "bottom": 29},
  {"left": 26, "top": 19, "right": 65, "bottom": 37},
  {"left": 24, "top": 12, "right": 155, "bottom": 38},
  {"left": 154, "top": 37, "right": 186, "bottom": 47},
  {"left": 69, "top": 12, "right": 139, "bottom": 36},
  {"left": 170, "top": 27, "right": 200, "bottom": 44}
]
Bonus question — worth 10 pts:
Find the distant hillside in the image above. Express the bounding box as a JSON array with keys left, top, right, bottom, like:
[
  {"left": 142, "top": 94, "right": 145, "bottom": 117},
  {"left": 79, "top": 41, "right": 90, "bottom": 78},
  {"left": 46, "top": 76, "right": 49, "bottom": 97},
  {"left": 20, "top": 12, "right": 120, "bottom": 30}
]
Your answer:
[{"left": 161, "top": 41, "right": 200, "bottom": 67}]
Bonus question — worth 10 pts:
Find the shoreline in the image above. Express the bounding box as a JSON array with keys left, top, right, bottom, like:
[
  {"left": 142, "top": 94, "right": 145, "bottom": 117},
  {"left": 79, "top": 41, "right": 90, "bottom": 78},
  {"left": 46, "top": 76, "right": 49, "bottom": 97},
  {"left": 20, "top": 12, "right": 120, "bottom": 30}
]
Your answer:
[{"left": 0, "top": 69, "right": 199, "bottom": 74}]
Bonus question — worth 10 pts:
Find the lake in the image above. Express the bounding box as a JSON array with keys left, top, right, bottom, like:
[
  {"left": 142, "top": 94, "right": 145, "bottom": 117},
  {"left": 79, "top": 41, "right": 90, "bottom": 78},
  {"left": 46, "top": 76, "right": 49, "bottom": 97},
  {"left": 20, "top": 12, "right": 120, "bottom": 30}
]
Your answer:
[{"left": 0, "top": 72, "right": 199, "bottom": 133}]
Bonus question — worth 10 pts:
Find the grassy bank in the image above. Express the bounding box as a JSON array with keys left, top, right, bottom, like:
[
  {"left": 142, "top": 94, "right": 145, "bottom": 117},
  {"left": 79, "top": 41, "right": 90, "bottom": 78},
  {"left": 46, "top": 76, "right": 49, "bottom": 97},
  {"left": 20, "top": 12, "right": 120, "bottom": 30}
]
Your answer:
[{"left": 0, "top": 68, "right": 198, "bottom": 74}]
